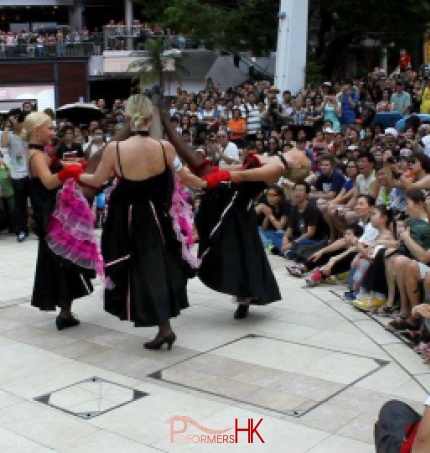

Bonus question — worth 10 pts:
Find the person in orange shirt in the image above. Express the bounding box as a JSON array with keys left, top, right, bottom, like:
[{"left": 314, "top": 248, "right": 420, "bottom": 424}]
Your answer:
[{"left": 228, "top": 108, "right": 247, "bottom": 149}]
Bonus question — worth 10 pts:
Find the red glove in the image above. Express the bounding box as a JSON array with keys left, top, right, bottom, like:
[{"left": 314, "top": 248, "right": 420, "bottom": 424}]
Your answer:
[
  {"left": 189, "top": 158, "right": 212, "bottom": 175},
  {"left": 203, "top": 170, "right": 231, "bottom": 189},
  {"left": 57, "top": 164, "right": 83, "bottom": 182},
  {"left": 81, "top": 160, "right": 88, "bottom": 169},
  {"left": 243, "top": 153, "right": 261, "bottom": 169}
]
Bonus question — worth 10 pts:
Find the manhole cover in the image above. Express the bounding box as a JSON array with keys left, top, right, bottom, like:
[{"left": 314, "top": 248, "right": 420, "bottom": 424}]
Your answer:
[{"left": 34, "top": 377, "right": 148, "bottom": 419}]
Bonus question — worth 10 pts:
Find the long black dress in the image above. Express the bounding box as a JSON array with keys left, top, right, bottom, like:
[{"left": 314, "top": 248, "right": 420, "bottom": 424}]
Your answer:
[
  {"left": 101, "top": 142, "right": 189, "bottom": 327},
  {"left": 30, "top": 155, "right": 94, "bottom": 311},
  {"left": 196, "top": 178, "right": 281, "bottom": 305}
]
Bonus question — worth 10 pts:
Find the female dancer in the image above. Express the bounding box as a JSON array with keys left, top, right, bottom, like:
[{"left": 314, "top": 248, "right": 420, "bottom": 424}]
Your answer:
[
  {"left": 160, "top": 105, "right": 311, "bottom": 319},
  {"left": 80, "top": 94, "right": 195, "bottom": 350},
  {"left": 26, "top": 112, "right": 92, "bottom": 330}
]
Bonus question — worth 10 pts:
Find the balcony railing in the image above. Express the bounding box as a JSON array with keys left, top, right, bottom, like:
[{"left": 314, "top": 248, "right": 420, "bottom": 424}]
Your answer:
[{"left": 0, "top": 31, "right": 205, "bottom": 59}]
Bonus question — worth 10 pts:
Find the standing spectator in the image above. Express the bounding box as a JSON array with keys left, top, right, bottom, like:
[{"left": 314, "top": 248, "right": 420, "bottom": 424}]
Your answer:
[
  {"left": 83, "top": 126, "right": 105, "bottom": 159},
  {"left": 398, "top": 48, "right": 412, "bottom": 72},
  {"left": 339, "top": 80, "right": 359, "bottom": 130},
  {"left": 0, "top": 156, "right": 14, "bottom": 233},
  {"left": 1, "top": 111, "right": 29, "bottom": 242},
  {"left": 323, "top": 92, "right": 341, "bottom": 132},
  {"left": 245, "top": 92, "right": 261, "bottom": 142},
  {"left": 56, "top": 126, "right": 84, "bottom": 161},
  {"left": 420, "top": 77, "right": 430, "bottom": 114},
  {"left": 92, "top": 27, "right": 102, "bottom": 55},
  {"left": 390, "top": 80, "right": 411, "bottom": 115}
]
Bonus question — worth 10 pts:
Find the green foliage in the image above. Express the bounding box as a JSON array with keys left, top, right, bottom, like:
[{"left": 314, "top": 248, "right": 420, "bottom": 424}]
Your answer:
[
  {"left": 305, "top": 57, "right": 325, "bottom": 87},
  {"left": 134, "top": 0, "right": 430, "bottom": 77},
  {"left": 127, "top": 37, "right": 189, "bottom": 88}
]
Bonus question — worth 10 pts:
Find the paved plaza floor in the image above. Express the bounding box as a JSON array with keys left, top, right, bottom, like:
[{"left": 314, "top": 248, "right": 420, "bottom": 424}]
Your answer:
[{"left": 0, "top": 233, "right": 429, "bottom": 452}]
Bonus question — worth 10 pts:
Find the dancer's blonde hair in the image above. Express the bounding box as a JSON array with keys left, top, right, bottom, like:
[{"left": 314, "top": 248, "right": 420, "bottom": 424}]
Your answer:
[
  {"left": 125, "top": 94, "right": 153, "bottom": 131},
  {"left": 21, "top": 112, "right": 51, "bottom": 141}
]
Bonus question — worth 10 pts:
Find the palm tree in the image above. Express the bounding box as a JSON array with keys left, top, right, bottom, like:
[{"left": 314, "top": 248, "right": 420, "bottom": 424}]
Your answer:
[{"left": 127, "top": 37, "right": 188, "bottom": 89}]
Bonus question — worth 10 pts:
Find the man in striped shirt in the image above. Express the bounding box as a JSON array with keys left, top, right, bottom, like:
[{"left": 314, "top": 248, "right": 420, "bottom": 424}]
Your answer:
[{"left": 245, "top": 92, "right": 261, "bottom": 143}]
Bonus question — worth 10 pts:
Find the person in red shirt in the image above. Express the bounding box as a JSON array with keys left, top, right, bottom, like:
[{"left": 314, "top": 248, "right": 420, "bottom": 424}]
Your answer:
[{"left": 399, "top": 48, "right": 412, "bottom": 72}]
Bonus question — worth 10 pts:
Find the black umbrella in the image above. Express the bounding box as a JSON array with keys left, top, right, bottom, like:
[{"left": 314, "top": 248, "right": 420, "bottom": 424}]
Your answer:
[{"left": 56, "top": 103, "right": 105, "bottom": 125}]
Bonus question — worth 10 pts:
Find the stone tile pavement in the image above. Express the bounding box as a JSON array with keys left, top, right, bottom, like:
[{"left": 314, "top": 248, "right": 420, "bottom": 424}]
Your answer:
[{"left": 0, "top": 233, "right": 429, "bottom": 452}]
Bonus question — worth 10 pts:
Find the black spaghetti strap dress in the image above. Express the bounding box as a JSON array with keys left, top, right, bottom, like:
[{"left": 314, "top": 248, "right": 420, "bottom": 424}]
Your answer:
[
  {"left": 196, "top": 159, "right": 282, "bottom": 305},
  {"left": 101, "top": 142, "right": 189, "bottom": 327},
  {"left": 29, "top": 152, "right": 94, "bottom": 311}
]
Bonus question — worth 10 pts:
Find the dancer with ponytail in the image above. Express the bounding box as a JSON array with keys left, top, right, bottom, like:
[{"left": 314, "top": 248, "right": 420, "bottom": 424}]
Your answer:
[
  {"left": 26, "top": 112, "right": 95, "bottom": 330},
  {"left": 80, "top": 94, "right": 202, "bottom": 350}
]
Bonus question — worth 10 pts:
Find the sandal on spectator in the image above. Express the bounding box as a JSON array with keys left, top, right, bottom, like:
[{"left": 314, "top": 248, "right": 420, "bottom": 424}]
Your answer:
[
  {"left": 385, "top": 315, "right": 420, "bottom": 333},
  {"left": 375, "top": 305, "right": 395, "bottom": 317},
  {"left": 286, "top": 263, "right": 307, "bottom": 277},
  {"left": 398, "top": 329, "right": 421, "bottom": 347}
]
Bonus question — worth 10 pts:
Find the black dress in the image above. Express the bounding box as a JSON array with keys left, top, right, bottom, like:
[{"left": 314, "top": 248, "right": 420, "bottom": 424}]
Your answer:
[
  {"left": 30, "top": 155, "right": 94, "bottom": 311},
  {"left": 101, "top": 142, "right": 189, "bottom": 327},
  {"left": 196, "top": 178, "right": 281, "bottom": 305}
]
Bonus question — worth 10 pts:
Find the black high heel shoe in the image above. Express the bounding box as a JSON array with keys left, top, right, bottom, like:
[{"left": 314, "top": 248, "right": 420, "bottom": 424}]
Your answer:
[
  {"left": 144, "top": 332, "right": 176, "bottom": 350},
  {"left": 56, "top": 314, "right": 80, "bottom": 331}
]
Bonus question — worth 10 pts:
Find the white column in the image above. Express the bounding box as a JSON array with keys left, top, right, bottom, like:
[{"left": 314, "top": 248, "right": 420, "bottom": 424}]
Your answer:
[
  {"left": 125, "top": 0, "right": 134, "bottom": 50},
  {"left": 274, "top": 0, "right": 309, "bottom": 95}
]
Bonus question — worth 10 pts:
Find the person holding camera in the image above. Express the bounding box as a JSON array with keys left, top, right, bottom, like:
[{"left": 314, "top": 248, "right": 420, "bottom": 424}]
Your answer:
[
  {"left": 339, "top": 80, "right": 360, "bottom": 130},
  {"left": 83, "top": 126, "right": 106, "bottom": 159},
  {"left": 0, "top": 111, "right": 29, "bottom": 242},
  {"left": 261, "top": 90, "right": 285, "bottom": 131}
]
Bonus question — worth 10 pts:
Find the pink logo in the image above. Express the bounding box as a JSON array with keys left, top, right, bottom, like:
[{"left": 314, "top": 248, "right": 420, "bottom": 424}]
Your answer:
[{"left": 167, "top": 415, "right": 264, "bottom": 444}]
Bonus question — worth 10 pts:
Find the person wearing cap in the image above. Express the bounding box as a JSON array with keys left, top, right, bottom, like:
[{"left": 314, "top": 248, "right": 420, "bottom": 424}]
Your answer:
[{"left": 390, "top": 80, "right": 411, "bottom": 115}]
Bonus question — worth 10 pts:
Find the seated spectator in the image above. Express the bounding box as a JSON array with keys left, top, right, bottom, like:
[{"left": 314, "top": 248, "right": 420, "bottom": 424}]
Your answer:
[
  {"left": 288, "top": 195, "right": 377, "bottom": 283},
  {"left": 382, "top": 189, "right": 430, "bottom": 331},
  {"left": 345, "top": 205, "right": 396, "bottom": 303},
  {"left": 281, "top": 182, "right": 328, "bottom": 260},
  {"left": 256, "top": 185, "right": 289, "bottom": 251},
  {"left": 227, "top": 108, "right": 247, "bottom": 148},
  {"left": 374, "top": 397, "right": 429, "bottom": 453},
  {"left": 309, "top": 153, "right": 346, "bottom": 202},
  {"left": 325, "top": 151, "right": 376, "bottom": 238}
]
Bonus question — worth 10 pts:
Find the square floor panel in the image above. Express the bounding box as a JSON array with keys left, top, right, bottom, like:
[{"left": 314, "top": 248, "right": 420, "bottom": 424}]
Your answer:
[
  {"left": 34, "top": 377, "right": 148, "bottom": 419},
  {"left": 149, "top": 335, "right": 388, "bottom": 417}
]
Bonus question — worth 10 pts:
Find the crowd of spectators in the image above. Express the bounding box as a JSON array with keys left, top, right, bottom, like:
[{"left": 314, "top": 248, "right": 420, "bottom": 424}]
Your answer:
[
  {"left": 3, "top": 48, "right": 430, "bottom": 360},
  {"left": 0, "top": 19, "right": 180, "bottom": 58}
]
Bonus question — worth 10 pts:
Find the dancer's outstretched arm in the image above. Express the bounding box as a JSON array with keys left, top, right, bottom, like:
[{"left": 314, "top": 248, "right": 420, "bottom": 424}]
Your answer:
[{"left": 230, "top": 164, "right": 283, "bottom": 186}]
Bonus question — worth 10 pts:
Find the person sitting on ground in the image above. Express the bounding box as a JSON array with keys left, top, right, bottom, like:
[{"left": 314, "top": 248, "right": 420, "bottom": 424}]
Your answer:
[
  {"left": 374, "top": 395, "right": 430, "bottom": 453},
  {"left": 325, "top": 159, "right": 359, "bottom": 241},
  {"left": 287, "top": 195, "right": 377, "bottom": 284},
  {"left": 324, "top": 151, "right": 376, "bottom": 239},
  {"left": 280, "top": 181, "right": 328, "bottom": 259},
  {"left": 383, "top": 189, "right": 430, "bottom": 332},
  {"left": 256, "top": 185, "right": 290, "bottom": 251}
]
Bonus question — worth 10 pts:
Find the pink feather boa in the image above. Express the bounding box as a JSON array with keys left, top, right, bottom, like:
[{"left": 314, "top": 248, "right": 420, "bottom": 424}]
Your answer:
[{"left": 170, "top": 174, "right": 201, "bottom": 269}]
